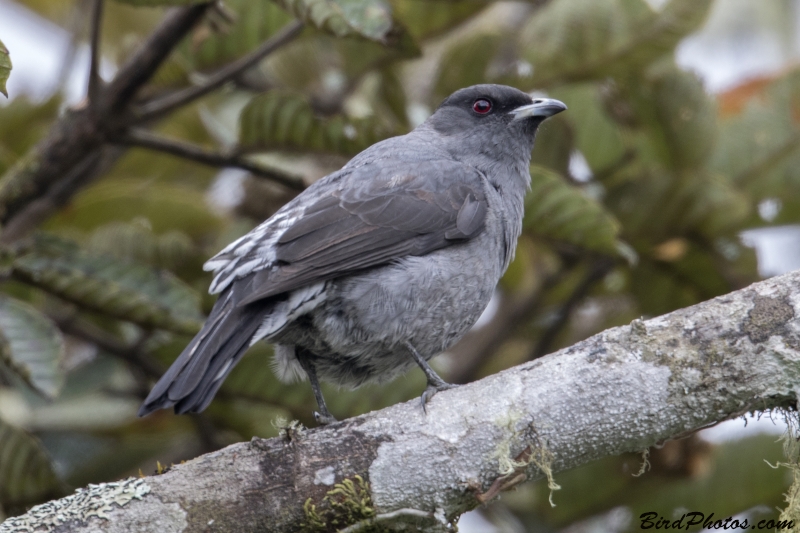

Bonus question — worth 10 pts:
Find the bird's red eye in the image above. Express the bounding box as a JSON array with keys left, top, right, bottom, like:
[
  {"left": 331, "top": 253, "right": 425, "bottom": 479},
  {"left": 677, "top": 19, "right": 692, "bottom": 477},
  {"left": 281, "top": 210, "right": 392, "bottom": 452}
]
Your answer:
[{"left": 472, "top": 99, "right": 492, "bottom": 114}]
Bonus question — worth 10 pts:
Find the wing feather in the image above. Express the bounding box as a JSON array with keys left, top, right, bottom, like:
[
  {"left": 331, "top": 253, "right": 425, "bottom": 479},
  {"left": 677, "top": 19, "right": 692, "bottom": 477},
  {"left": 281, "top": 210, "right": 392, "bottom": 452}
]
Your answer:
[{"left": 207, "top": 156, "right": 489, "bottom": 306}]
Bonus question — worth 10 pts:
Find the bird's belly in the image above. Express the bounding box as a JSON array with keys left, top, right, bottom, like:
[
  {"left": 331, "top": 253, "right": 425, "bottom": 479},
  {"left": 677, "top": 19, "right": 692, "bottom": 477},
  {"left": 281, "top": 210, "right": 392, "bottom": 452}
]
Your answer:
[{"left": 298, "top": 235, "right": 502, "bottom": 386}]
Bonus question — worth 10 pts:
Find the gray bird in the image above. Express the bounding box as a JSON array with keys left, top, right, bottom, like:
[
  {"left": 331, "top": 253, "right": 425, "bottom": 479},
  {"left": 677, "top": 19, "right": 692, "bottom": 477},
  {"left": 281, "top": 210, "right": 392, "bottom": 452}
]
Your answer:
[{"left": 138, "top": 84, "right": 566, "bottom": 424}]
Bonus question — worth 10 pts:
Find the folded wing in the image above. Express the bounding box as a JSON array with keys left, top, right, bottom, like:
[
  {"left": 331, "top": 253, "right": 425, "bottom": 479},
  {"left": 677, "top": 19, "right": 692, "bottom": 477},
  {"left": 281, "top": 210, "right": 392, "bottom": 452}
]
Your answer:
[{"left": 208, "top": 157, "right": 489, "bottom": 306}]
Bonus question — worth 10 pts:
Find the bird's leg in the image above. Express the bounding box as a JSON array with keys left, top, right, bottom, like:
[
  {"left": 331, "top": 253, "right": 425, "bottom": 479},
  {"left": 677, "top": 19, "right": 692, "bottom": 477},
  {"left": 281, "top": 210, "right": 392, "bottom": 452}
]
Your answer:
[
  {"left": 297, "top": 353, "right": 337, "bottom": 425},
  {"left": 404, "top": 341, "right": 458, "bottom": 412}
]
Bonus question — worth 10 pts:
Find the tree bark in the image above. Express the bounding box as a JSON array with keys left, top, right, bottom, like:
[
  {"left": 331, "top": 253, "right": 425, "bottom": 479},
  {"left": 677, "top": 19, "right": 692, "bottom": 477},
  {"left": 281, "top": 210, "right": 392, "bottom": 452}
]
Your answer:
[{"left": 4, "top": 270, "right": 800, "bottom": 533}]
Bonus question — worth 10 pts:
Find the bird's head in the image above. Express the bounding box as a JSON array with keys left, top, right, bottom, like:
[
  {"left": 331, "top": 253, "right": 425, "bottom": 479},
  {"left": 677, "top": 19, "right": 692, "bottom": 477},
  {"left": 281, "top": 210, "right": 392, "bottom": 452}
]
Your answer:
[
  {"left": 428, "top": 84, "right": 566, "bottom": 139},
  {"left": 425, "top": 85, "right": 566, "bottom": 177}
]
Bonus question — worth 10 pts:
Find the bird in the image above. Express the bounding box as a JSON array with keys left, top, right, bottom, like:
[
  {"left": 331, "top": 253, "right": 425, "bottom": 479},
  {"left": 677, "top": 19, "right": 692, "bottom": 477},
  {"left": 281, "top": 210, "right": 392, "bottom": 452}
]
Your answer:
[{"left": 138, "top": 84, "right": 566, "bottom": 424}]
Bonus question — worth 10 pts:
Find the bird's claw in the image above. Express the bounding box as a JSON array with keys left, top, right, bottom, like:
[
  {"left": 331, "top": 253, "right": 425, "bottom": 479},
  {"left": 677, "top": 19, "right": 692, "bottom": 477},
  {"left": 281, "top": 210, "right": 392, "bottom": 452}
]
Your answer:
[
  {"left": 314, "top": 411, "right": 338, "bottom": 425},
  {"left": 420, "top": 382, "right": 458, "bottom": 413}
]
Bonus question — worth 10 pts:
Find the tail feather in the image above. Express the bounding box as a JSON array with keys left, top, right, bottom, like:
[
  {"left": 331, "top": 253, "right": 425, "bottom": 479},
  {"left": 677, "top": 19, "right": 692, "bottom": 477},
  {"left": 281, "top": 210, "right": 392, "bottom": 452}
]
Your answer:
[
  {"left": 173, "top": 336, "right": 250, "bottom": 414},
  {"left": 138, "top": 291, "right": 267, "bottom": 417}
]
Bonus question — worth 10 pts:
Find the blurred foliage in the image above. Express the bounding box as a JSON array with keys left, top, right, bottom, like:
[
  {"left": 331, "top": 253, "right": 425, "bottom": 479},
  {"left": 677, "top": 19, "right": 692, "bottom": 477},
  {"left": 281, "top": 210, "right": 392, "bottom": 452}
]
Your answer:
[
  {"left": 0, "top": 295, "right": 65, "bottom": 399},
  {"left": 0, "top": 418, "right": 61, "bottom": 516},
  {"left": 239, "top": 90, "right": 398, "bottom": 154},
  {"left": 112, "top": 0, "right": 207, "bottom": 5},
  {"left": 12, "top": 234, "right": 203, "bottom": 335},
  {"left": 0, "top": 39, "right": 10, "bottom": 98},
  {"left": 0, "top": 0, "right": 797, "bottom": 529},
  {"left": 152, "top": 0, "right": 294, "bottom": 90},
  {"left": 506, "top": 432, "right": 789, "bottom": 530},
  {"left": 273, "top": 0, "right": 398, "bottom": 43},
  {"left": 525, "top": 165, "right": 622, "bottom": 256},
  {"left": 0, "top": 97, "right": 60, "bottom": 176}
]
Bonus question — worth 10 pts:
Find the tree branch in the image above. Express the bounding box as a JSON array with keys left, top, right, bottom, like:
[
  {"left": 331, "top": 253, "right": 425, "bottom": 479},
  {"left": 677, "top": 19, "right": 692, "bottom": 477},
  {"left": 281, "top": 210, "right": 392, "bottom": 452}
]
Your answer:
[
  {"left": 135, "top": 20, "right": 304, "bottom": 121},
  {"left": 118, "top": 129, "right": 305, "bottom": 190},
  {"left": 7, "top": 270, "right": 800, "bottom": 532},
  {"left": 0, "top": 4, "right": 212, "bottom": 236},
  {"left": 0, "top": 147, "right": 123, "bottom": 243},
  {"left": 102, "top": 3, "right": 212, "bottom": 112},
  {"left": 87, "top": 0, "right": 104, "bottom": 106}
]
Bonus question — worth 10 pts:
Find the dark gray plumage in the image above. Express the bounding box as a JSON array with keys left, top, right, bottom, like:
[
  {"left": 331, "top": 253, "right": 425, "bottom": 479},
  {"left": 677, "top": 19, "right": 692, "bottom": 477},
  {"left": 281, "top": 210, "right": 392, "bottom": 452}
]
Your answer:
[{"left": 138, "top": 84, "right": 566, "bottom": 423}]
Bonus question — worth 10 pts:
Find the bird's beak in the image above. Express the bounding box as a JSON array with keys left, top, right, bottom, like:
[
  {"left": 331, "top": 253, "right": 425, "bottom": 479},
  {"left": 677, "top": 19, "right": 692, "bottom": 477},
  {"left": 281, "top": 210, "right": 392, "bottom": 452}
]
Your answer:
[{"left": 510, "top": 98, "right": 567, "bottom": 121}]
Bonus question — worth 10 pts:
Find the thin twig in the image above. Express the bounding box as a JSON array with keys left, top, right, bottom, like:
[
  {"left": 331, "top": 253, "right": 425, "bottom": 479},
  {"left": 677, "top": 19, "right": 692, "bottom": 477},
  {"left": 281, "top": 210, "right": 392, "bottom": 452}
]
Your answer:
[
  {"left": 87, "top": 0, "right": 104, "bottom": 106},
  {"left": 103, "top": 3, "right": 212, "bottom": 111},
  {"left": 118, "top": 129, "right": 305, "bottom": 190},
  {"left": 734, "top": 132, "right": 800, "bottom": 186},
  {"left": 337, "top": 509, "right": 437, "bottom": 533},
  {"left": 136, "top": 20, "right": 304, "bottom": 121},
  {"left": 526, "top": 258, "right": 615, "bottom": 361},
  {"left": 56, "top": 0, "right": 90, "bottom": 95},
  {"left": 51, "top": 312, "right": 165, "bottom": 380}
]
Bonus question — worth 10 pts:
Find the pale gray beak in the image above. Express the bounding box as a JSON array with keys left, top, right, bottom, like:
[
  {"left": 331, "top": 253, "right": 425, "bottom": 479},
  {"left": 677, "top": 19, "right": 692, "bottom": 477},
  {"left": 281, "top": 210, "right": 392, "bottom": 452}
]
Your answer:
[{"left": 510, "top": 98, "right": 567, "bottom": 120}]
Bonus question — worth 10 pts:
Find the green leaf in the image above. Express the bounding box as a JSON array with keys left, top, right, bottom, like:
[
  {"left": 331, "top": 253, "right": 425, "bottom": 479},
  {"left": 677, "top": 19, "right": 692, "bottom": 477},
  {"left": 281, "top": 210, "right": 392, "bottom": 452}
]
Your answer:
[
  {"left": 191, "top": 0, "right": 293, "bottom": 72},
  {"left": 433, "top": 32, "right": 506, "bottom": 103},
  {"left": 525, "top": 165, "right": 622, "bottom": 256},
  {"left": 390, "top": 0, "right": 487, "bottom": 41},
  {"left": 625, "top": 61, "right": 717, "bottom": 171},
  {"left": 0, "top": 296, "right": 65, "bottom": 399},
  {"left": 150, "top": 0, "right": 294, "bottom": 89},
  {"left": 553, "top": 83, "right": 626, "bottom": 172},
  {"left": 44, "top": 179, "right": 223, "bottom": 240},
  {"left": 681, "top": 172, "right": 751, "bottom": 237},
  {"left": 87, "top": 219, "right": 196, "bottom": 271},
  {"left": 239, "top": 90, "right": 396, "bottom": 155},
  {"left": 0, "top": 418, "right": 60, "bottom": 508},
  {"left": 152, "top": 0, "right": 416, "bottom": 95},
  {"left": 517, "top": 0, "right": 712, "bottom": 88},
  {"left": 605, "top": 165, "right": 751, "bottom": 239},
  {"left": 13, "top": 234, "right": 203, "bottom": 335},
  {"left": 0, "top": 39, "right": 10, "bottom": 98},
  {"left": 529, "top": 114, "right": 574, "bottom": 178},
  {"left": 272, "top": 0, "right": 402, "bottom": 44},
  {"left": 263, "top": 33, "right": 414, "bottom": 109}
]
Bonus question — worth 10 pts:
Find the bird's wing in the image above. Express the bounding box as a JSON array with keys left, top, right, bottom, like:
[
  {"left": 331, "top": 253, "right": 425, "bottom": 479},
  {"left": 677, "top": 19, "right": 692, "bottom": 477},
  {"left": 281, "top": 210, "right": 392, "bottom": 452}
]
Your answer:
[{"left": 204, "top": 157, "right": 489, "bottom": 305}]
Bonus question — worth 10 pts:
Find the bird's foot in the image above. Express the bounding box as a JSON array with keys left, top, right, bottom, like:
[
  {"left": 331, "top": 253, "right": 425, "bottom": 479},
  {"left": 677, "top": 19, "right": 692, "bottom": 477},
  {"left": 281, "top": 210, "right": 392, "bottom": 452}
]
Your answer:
[
  {"left": 314, "top": 411, "right": 338, "bottom": 426},
  {"left": 420, "top": 381, "right": 458, "bottom": 413}
]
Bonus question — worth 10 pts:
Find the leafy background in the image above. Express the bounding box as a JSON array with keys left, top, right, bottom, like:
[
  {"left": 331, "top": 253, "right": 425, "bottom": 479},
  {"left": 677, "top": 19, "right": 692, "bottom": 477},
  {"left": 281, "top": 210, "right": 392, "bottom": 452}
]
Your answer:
[{"left": 0, "top": 0, "right": 798, "bottom": 530}]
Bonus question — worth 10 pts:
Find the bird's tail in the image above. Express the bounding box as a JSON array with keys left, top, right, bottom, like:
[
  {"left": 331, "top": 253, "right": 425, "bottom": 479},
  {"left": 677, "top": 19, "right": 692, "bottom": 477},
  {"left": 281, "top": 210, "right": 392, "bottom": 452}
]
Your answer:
[{"left": 138, "top": 291, "right": 266, "bottom": 417}]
